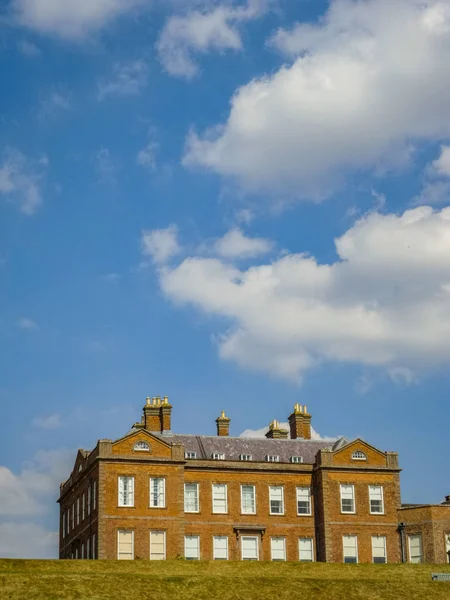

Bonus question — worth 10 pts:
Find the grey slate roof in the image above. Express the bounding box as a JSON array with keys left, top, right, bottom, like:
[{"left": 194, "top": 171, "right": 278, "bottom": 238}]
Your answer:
[{"left": 152, "top": 432, "right": 336, "bottom": 464}]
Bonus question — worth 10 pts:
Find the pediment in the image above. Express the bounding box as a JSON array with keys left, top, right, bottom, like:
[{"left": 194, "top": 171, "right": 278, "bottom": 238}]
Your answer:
[
  {"left": 111, "top": 428, "right": 172, "bottom": 458},
  {"left": 331, "top": 438, "right": 387, "bottom": 467}
]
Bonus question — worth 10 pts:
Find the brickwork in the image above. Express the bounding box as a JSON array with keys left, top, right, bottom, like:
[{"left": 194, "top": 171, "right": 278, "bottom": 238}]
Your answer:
[{"left": 57, "top": 400, "right": 447, "bottom": 564}]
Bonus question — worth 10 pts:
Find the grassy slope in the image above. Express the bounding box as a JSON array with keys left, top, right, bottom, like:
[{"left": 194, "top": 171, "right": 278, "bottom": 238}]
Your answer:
[{"left": 0, "top": 560, "right": 449, "bottom": 600}]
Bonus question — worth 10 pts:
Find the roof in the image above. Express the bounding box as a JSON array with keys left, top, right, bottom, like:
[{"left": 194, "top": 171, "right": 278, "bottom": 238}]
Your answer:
[{"left": 151, "top": 432, "right": 335, "bottom": 464}]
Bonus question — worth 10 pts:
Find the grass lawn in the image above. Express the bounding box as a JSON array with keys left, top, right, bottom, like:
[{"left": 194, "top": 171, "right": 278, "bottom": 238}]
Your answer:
[{"left": 0, "top": 559, "right": 449, "bottom": 600}]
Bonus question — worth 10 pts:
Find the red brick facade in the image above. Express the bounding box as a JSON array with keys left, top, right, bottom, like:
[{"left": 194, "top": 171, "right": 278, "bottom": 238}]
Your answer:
[{"left": 58, "top": 399, "right": 449, "bottom": 563}]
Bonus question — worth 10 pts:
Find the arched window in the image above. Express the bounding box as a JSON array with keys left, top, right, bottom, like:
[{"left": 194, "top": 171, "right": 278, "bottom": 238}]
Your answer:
[
  {"left": 351, "top": 450, "right": 367, "bottom": 461},
  {"left": 133, "top": 441, "right": 150, "bottom": 452}
]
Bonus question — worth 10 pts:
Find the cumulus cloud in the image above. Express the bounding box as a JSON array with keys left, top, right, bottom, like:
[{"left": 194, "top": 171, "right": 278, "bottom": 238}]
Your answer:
[
  {"left": 137, "top": 141, "right": 158, "bottom": 170},
  {"left": 0, "top": 522, "right": 58, "bottom": 559},
  {"left": 97, "top": 60, "right": 149, "bottom": 100},
  {"left": 157, "top": 0, "right": 268, "bottom": 79},
  {"left": 0, "top": 449, "right": 74, "bottom": 558},
  {"left": 32, "top": 413, "right": 64, "bottom": 430},
  {"left": 142, "top": 225, "right": 181, "bottom": 265},
  {"left": 184, "top": 0, "right": 450, "bottom": 199},
  {"left": 415, "top": 145, "right": 450, "bottom": 205},
  {"left": 431, "top": 145, "right": 450, "bottom": 177},
  {"left": 9, "top": 0, "right": 148, "bottom": 40},
  {"left": 157, "top": 206, "right": 450, "bottom": 382},
  {"left": 17, "top": 317, "right": 38, "bottom": 330},
  {"left": 0, "top": 149, "right": 46, "bottom": 215},
  {"left": 214, "top": 227, "right": 273, "bottom": 259},
  {"left": 240, "top": 422, "right": 337, "bottom": 441}
]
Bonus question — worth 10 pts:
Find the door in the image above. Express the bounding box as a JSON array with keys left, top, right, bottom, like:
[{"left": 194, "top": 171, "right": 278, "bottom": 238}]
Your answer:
[{"left": 408, "top": 534, "right": 423, "bottom": 564}]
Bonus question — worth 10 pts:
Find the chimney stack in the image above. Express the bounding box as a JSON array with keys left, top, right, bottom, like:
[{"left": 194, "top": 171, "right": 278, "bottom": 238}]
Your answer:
[
  {"left": 143, "top": 396, "right": 172, "bottom": 433},
  {"left": 216, "top": 411, "right": 230, "bottom": 436},
  {"left": 265, "top": 419, "right": 289, "bottom": 439},
  {"left": 160, "top": 396, "right": 172, "bottom": 434},
  {"left": 288, "top": 403, "right": 312, "bottom": 440}
]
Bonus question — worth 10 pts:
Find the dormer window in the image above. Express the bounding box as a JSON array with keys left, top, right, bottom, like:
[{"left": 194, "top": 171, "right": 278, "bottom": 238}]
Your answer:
[
  {"left": 352, "top": 451, "right": 367, "bottom": 461},
  {"left": 239, "top": 454, "right": 252, "bottom": 461},
  {"left": 134, "top": 441, "right": 150, "bottom": 452},
  {"left": 265, "top": 455, "right": 280, "bottom": 463},
  {"left": 185, "top": 451, "right": 197, "bottom": 459},
  {"left": 211, "top": 453, "right": 225, "bottom": 460},
  {"left": 290, "top": 456, "right": 303, "bottom": 464}
]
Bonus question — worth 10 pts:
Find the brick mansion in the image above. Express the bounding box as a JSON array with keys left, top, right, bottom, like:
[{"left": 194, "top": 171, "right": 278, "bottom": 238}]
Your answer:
[{"left": 58, "top": 397, "right": 450, "bottom": 564}]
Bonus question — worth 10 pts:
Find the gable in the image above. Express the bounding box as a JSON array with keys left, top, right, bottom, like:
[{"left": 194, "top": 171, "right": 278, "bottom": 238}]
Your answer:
[
  {"left": 112, "top": 429, "right": 172, "bottom": 459},
  {"left": 331, "top": 438, "right": 387, "bottom": 467}
]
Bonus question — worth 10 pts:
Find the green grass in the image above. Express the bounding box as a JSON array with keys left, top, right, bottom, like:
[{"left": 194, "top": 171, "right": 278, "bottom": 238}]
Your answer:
[{"left": 0, "top": 559, "right": 449, "bottom": 600}]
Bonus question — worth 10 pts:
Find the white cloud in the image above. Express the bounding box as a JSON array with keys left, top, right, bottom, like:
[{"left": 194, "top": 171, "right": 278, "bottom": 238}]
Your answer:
[
  {"left": 0, "top": 449, "right": 74, "bottom": 518},
  {"left": 214, "top": 227, "right": 273, "bottom": 259},
  {"left": 431, "top": 145, "right": 450, "bottom": 177},
  {"left": 32, "top": 413, "right": 63, "bottom": 430},
  {"left": 354, "top": 374, "right": 372, "bottom": 395},
  {"left": 38, "top": 88, "right": 71, "bottom": 120},
  {"left": 17, "top": 317, "right": 38, "bottom": 330},
  {"left": 0, "top": 522, "right": 58, "bottom": 559},
  {"left": 102, "top": 272, "right": 121, "bottom": 283},
  {"left": 184, "top": 0, "right": 450, "bottom": 199},
  {"left": 137, "top": 140, "right": 158, "bottom": 170},
  {"left": 157, "top": 0, "right": 268, "bottom": 79},
  {"left": 141, "top": 225, "right": 181, "bottom": 265},
  {"left": 240, "top": 421, "right": 337, "bottom": 441},
  {"left": 10, "top": 0, "right": 148, "bottom": 40},
  {"left": 157, "top": 206, "right": 450, "bottom": 383},
  {"left": 0, "top": 148, "right": 46, "bottom": 215},
  {"left": 97, "top": 60, "right": 148, "bottom": 100},
  {"left": 17, "top": 39, "right": 41, "bottom": 57}
]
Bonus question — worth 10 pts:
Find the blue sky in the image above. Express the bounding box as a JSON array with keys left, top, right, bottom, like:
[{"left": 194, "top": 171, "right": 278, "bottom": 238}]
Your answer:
[{"left": 1, "top": 0, "right": 450, "bottom": 558}]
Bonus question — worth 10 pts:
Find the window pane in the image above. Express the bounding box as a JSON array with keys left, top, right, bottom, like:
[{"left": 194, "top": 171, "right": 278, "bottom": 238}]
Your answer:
[
  {"left": 409, "top": 535, "right": 422, "bottom": 563},
  {"left": 340, "top": 485, "right": 355, "bottom": 512},
  {"left": 241, "top": 537, "right": 258, "bottom": 560},
  {"left": 118, "top": 477, "right": 134, "bottom": 507},
  {"left": 118, "top": 530, "right": 134, "bottom": 560},
  {"left": 212, "top": 484, "right": 227, "bottom": 514},
  {"left": 184, "top": 484, "right": 199, "bottom": 512},
  {"left": 185, "top": 536, "right": 200, "bottom": 560},
  {"left": 297, "top": 487, "right": 311, "bottom": 515},
  {"left": 369, "top": 486, "right": 384, "bottom": 513},
  {"left": 150, "top": 531, "right": 166, "bottom": 560},
  {"left": 372, "top": 536, "right": 386, "bottom": 563},
  {"left": 299, "top": 538, "right": 314, "bottom": 562},
  {"left": 150, "top": 478, "right": 165, "bottom": 508},
  {"left": 343, "top": 535, "right": 358, "bottom": 563},
  {"left": 241, "top": 485, "right": 256, "bottom": 514},
  {"left": 213, "top": 536, "right": 228, "bottom": 560},
  {"left": 271, "top": 538, "right": 286, "bottom": 561},
  {"left": 269, "top": 487, "right": 284, "bottom": 514}
]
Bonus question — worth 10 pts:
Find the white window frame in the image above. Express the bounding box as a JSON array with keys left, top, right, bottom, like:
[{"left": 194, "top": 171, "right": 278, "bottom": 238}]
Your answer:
[
  {"left": 118, "top": 476, "right": 135, "bottom": 507},
  {"left": 134, "top": 441, "right": 150, "bottom": 452},
  {"left": 213, "top": 536, "right": 228, "bottom": 560},
  {"left": 408, "top": 534, "right": 423, "bottom": 564},
  {"left": 184, "top": 535, "right": 200, "bottom": 560},
  {"left": 269, "top": 486, "right": 284, "bottom": 515},
  {"left": 239, "top": 454, "right": 252, "bottom": 461},
  {"left": 185, "top": 451, "right": 197, "bottom": 459},
  {"left": 76, "top": 497, "right": 80, "bottom": 526},
  {"left": 82, "top": 493, "right": 86, "bottom": 521},
  {"left": 265, "top": 455, "right": 280, "bottom": 463},
  {"left": 88, "top": 484, "right": 91, "bottom": 516},
  {"left": 343, "top": 535, "right": 358, "bottom": 563},
  {"left": 241, "top": 484, "right": 256, "bottom": 515},
  {"left": 241, "top": 536, "right": 259, "bottom": 561},
  {"left": 212, "top": 483, "right": 228, "bottom": 514},
  {"left": 211, "top": 453, "right": 225, "bottom": 460},
  {"left": 150, "top": 477, "right": 166, "bottom": 508},
  {"left": 270, "top": 537, "right": 286, "bottom": 561},
  {"left": 290, "top": 456, "right": 303, "bottom": 463},
  {"left": 371, "top": 535, "right": 387, "bottom": 564},
  {"left": 298, "top": 538, "right": 314, "bottom": 562},
  {"left": 340, "top": 484, "right": 356, "bottom": 514},
  {"left": 93, "top": 480, "right": 97, "bottom": 511},
  {"left": 150, "top": 530, "right": 166, "bottom": 560},
  {"left": 369, "top": 485, "right": 384, "bottom": 514},
  {"left": 445, "top": 533, "right": 450, "bottom": 564},
  {"left": 352, "top": 451, "right": 367, "bottom": 461},
  {"left": 117, "top": 529, "right": 134, "bottom": 560},
  {"left": 184, "top": 483, "right": 199, "bottom": 513},
  {"left": 296, "top": 487, "right": 312, "bottom": 516}
]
